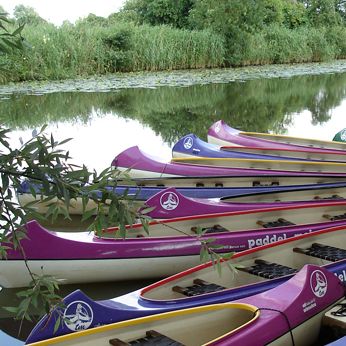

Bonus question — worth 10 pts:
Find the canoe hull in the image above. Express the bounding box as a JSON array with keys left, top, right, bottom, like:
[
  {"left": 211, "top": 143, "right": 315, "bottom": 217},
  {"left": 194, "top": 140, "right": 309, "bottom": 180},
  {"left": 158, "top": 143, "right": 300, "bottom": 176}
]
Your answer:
[{"left": 0, "top": 255, "right": 199, "bottom": 288}]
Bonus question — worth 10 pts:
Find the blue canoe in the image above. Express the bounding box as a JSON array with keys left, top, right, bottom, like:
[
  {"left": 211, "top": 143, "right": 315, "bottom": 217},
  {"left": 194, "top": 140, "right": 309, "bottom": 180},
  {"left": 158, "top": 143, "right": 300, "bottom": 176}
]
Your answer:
[
  {"left": 26, "top": 225, "right": 346, "bottom": 344},
  {"left": 172, "top": 134, "right": 319, "bottom": 161}
]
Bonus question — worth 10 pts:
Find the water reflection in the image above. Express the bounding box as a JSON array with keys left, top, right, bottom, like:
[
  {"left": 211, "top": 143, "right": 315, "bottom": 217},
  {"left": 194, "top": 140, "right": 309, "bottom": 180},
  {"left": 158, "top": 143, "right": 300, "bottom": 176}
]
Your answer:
[{"left": 1, "top": 72, "right": 346, "bottom": 145}]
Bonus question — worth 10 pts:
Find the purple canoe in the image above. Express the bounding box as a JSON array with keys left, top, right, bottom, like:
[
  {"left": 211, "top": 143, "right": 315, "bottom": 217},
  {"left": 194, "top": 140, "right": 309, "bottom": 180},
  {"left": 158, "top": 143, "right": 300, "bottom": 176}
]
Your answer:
[
  {"left": 208, "top": 120, "right": 346, "bottom": 152},
  {"left": 112, "top": 146, "right": 346, "bottom": 179},
  {"left": 174, "top": 133, "right": 346, "bottom": 163},
  {"left": 25, "top": 225, "right": 346, "bottom": 344},
  {"left": 5, "top": 201, "right": 346, "bottom": 288},
  {"left": 143, "top": 187, "right": 346, "bottom": 219}
]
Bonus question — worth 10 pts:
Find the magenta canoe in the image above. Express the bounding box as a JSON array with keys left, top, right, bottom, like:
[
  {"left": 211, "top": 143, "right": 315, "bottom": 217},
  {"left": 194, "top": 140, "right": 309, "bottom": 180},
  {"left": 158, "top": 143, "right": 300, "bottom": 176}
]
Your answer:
[
  {"left": 5, "top": 200, "right": 346, "bottom": 287},
  {"left": 112, "top": 146, "right": 346, "bottom": 179},
  {"left": 143, "top": 186, "right": 346, "bottom": 219},
  {"left": 208, "top": 120, "right": 346, "bottom": 152}
]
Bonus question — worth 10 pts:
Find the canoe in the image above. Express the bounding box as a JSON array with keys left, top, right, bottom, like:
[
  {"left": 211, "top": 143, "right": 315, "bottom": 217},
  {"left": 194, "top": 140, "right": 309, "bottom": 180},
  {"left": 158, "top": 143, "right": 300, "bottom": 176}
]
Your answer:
[
  {"left": 5, "top": 201, "right": 346, "bottom": 288},
  {"left": 18, "top": 180, "right": 346, "bottom": 216},
  {"left": 173, "top": 134, "right": 311, "bottom": 161},
  {"left": 208, "top": 119, "right": 346, "bottom": 152},
  {"left": 25, "top": 245, "right": 346, "bottom": 345},
  {"left": 172, "top": 156, "right": 346, "bottom": 174},
  {"left": 18, "top": 180, "right": 346, "bottom": 215},
  {"left": 113, "top": 146, "right": 346, "bottom": 179},
  {"left": 143, "top": 186, "right": 346, "bottom": 219},
  {"left": 173, "top": 133, "right": 346, "bottom": 163}
]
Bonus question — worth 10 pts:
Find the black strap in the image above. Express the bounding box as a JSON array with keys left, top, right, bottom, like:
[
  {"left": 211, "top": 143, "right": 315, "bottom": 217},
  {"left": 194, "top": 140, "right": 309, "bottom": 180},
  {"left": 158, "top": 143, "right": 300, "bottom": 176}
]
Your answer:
[{"left": 252, "top": 307, "right": 295, "bottom": 346}]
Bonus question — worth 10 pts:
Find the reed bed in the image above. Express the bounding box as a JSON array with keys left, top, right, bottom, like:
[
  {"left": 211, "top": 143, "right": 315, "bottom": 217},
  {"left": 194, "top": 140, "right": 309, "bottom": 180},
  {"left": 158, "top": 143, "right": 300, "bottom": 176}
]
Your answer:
[
  {"left": 1, "top": 20, "right": 346, "bottom": 83},
  {"left": 0, "top": 22, "right": 225, "bottom": 83},
  {"left": 228, "top": 25, "right": 341, "bottom": 66}
]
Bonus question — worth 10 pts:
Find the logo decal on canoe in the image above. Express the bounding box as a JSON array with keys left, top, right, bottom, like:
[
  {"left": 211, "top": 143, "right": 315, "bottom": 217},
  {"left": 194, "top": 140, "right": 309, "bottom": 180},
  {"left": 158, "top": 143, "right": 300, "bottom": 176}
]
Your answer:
[
  {"left": 63, "top": 301, "right": 93, "bottom": 331},
  {"left": 215, "top": 123, "right": 221, "bottom": 133},
  {"left": 310, "top": 270, "right": 327, "bottom": 298},
  {"left": 183, "top": 136, "right": 193, "bottom": 149},
  {"left": 341, "top": 129, "right": 346, "bottom": 141},
  {"left": 160, "top": 192, "right": 179, "bottom": 210}
]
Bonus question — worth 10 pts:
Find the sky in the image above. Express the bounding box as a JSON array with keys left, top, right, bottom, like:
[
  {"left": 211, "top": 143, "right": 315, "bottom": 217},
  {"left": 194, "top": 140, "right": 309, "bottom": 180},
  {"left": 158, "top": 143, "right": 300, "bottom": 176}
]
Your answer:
[{"left": 1, "top": 0, "right": 126, "bottom": 25}]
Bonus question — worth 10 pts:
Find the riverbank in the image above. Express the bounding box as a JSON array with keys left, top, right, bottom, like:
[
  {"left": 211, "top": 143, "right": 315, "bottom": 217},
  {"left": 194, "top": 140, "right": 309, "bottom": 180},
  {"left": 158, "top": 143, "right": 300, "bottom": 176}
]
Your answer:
[{"left": 1, "top": 60, "right": 346, "bottom": 97}]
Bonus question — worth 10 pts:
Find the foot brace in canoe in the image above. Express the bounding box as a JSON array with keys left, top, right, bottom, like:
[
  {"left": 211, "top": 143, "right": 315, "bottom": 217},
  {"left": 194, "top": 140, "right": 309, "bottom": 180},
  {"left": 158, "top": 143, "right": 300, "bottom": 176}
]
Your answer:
[
  {"left": 191, "top": 224, "right": 229, "bottom": 234},
  {"left": 257, "top": 218, "right": 295, "bottom": 228},
  {"left": 293, "top": 243, "right": 346, "bottom": 262},
  {"left": 238, "top": 259, "right": 297, "bottom": 279},
  {"left": 323, "top": 213, "right": 346, "bottom": 221},
  {"left": 314, "top": 194, "right": 344, "bottom": 200},
  {"left": 172, "top": 279, "right": 226, "bottom": 297},
  {"left": 109, "top": 330, "right": 184, "bottom": 345}
]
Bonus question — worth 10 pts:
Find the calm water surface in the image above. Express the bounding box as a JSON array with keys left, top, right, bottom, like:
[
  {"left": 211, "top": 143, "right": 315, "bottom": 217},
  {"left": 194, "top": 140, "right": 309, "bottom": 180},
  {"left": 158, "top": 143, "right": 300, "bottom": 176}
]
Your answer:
[{"left": 1, "top": 63, "right": 346, "bottom": 343}]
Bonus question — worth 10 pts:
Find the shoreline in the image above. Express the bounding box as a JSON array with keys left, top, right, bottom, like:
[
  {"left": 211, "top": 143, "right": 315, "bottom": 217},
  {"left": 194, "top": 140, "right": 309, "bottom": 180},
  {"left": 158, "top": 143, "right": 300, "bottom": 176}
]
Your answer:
[{"left": 1, "top": 60, "right": 346, "bottom": 97}]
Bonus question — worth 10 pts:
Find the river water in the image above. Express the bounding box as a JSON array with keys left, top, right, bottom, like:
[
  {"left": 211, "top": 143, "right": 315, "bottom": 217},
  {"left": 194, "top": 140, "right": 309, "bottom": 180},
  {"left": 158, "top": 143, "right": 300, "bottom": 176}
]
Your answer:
[{"left": 1, "top": 61, "right": 346, "bottom": 344}]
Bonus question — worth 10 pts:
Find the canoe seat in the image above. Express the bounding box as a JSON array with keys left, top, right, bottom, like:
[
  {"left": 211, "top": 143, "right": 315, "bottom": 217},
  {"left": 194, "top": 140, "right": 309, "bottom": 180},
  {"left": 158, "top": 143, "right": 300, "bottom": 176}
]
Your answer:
[
  {"left": 252, "top": 181, "right": 279, "bottom": 187},
  {"left": 314, "top": 194, "right": 344, "bottom": 201},
  {"left": 238, "top": 259, "right": 297, "bottom": 279},
  {"left": 323, "top": 213, "right": 346, "bottom": 221},
  {"left": 191, "top": 224, "right": 229, "bottom": 234},
  {"left": 257, "top": 218, "right": 295, "bottom": 228},
  {"left": 293, "top": 243, "right": 346, "bottom": 262},
  {"left": 172, "top": 278, "right": 226, "bottom": 297},
  {"left": 109, "top": 330, "right": 184, "bottom": 346}
]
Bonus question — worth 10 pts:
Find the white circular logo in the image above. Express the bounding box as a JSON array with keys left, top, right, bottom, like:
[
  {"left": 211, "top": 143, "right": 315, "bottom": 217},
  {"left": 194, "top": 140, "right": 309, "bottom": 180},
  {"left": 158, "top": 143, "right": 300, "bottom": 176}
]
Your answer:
[
  {"left": 215, "top": 123, "right": 221, "bottom": 133},
  {"left": 183, "top": 137, "right": 193, "bottom": 149},
  {"left": 63, "top": 301, "right": 93, "bottom": 331},
  {"left": 310, "top": 270, "right": 327, "bottom": 298},
  {"left": 340, "top": 129, "right": 346, "bottom": 141},
  {"left": 160, "top": 192, "right": 179, "bottom": 210}
]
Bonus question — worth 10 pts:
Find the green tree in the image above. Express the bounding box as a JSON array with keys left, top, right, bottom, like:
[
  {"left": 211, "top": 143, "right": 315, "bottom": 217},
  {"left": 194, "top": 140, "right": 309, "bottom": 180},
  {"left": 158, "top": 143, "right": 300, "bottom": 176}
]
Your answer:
[
  {"left": 299, "top": 0, "right": 342, "bottom": 26},
  {"left": 13, "top": 4, "right": 47, "bottom": 26},
  {"left": 122, "top": 0, "right": 194, "bottom": 28}
]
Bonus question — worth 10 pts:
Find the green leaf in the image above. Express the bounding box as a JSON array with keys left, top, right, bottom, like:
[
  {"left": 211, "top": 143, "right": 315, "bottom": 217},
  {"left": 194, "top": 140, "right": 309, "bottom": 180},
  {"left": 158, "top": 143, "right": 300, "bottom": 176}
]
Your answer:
[
  {"left": 3, "top": 307, "right": 19, "bottom": 314},
  {"left": 12, "top": 24, "right": 25, "bottom": 36},
  {"left": 81, "top": 208, "right": 97, "bottom": 222},
  {"left": 199, "top": 247, "right": 209, "bottom": 263},
  {"left": 53, "top": 317, "right": 61, "bottom": 334}
]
